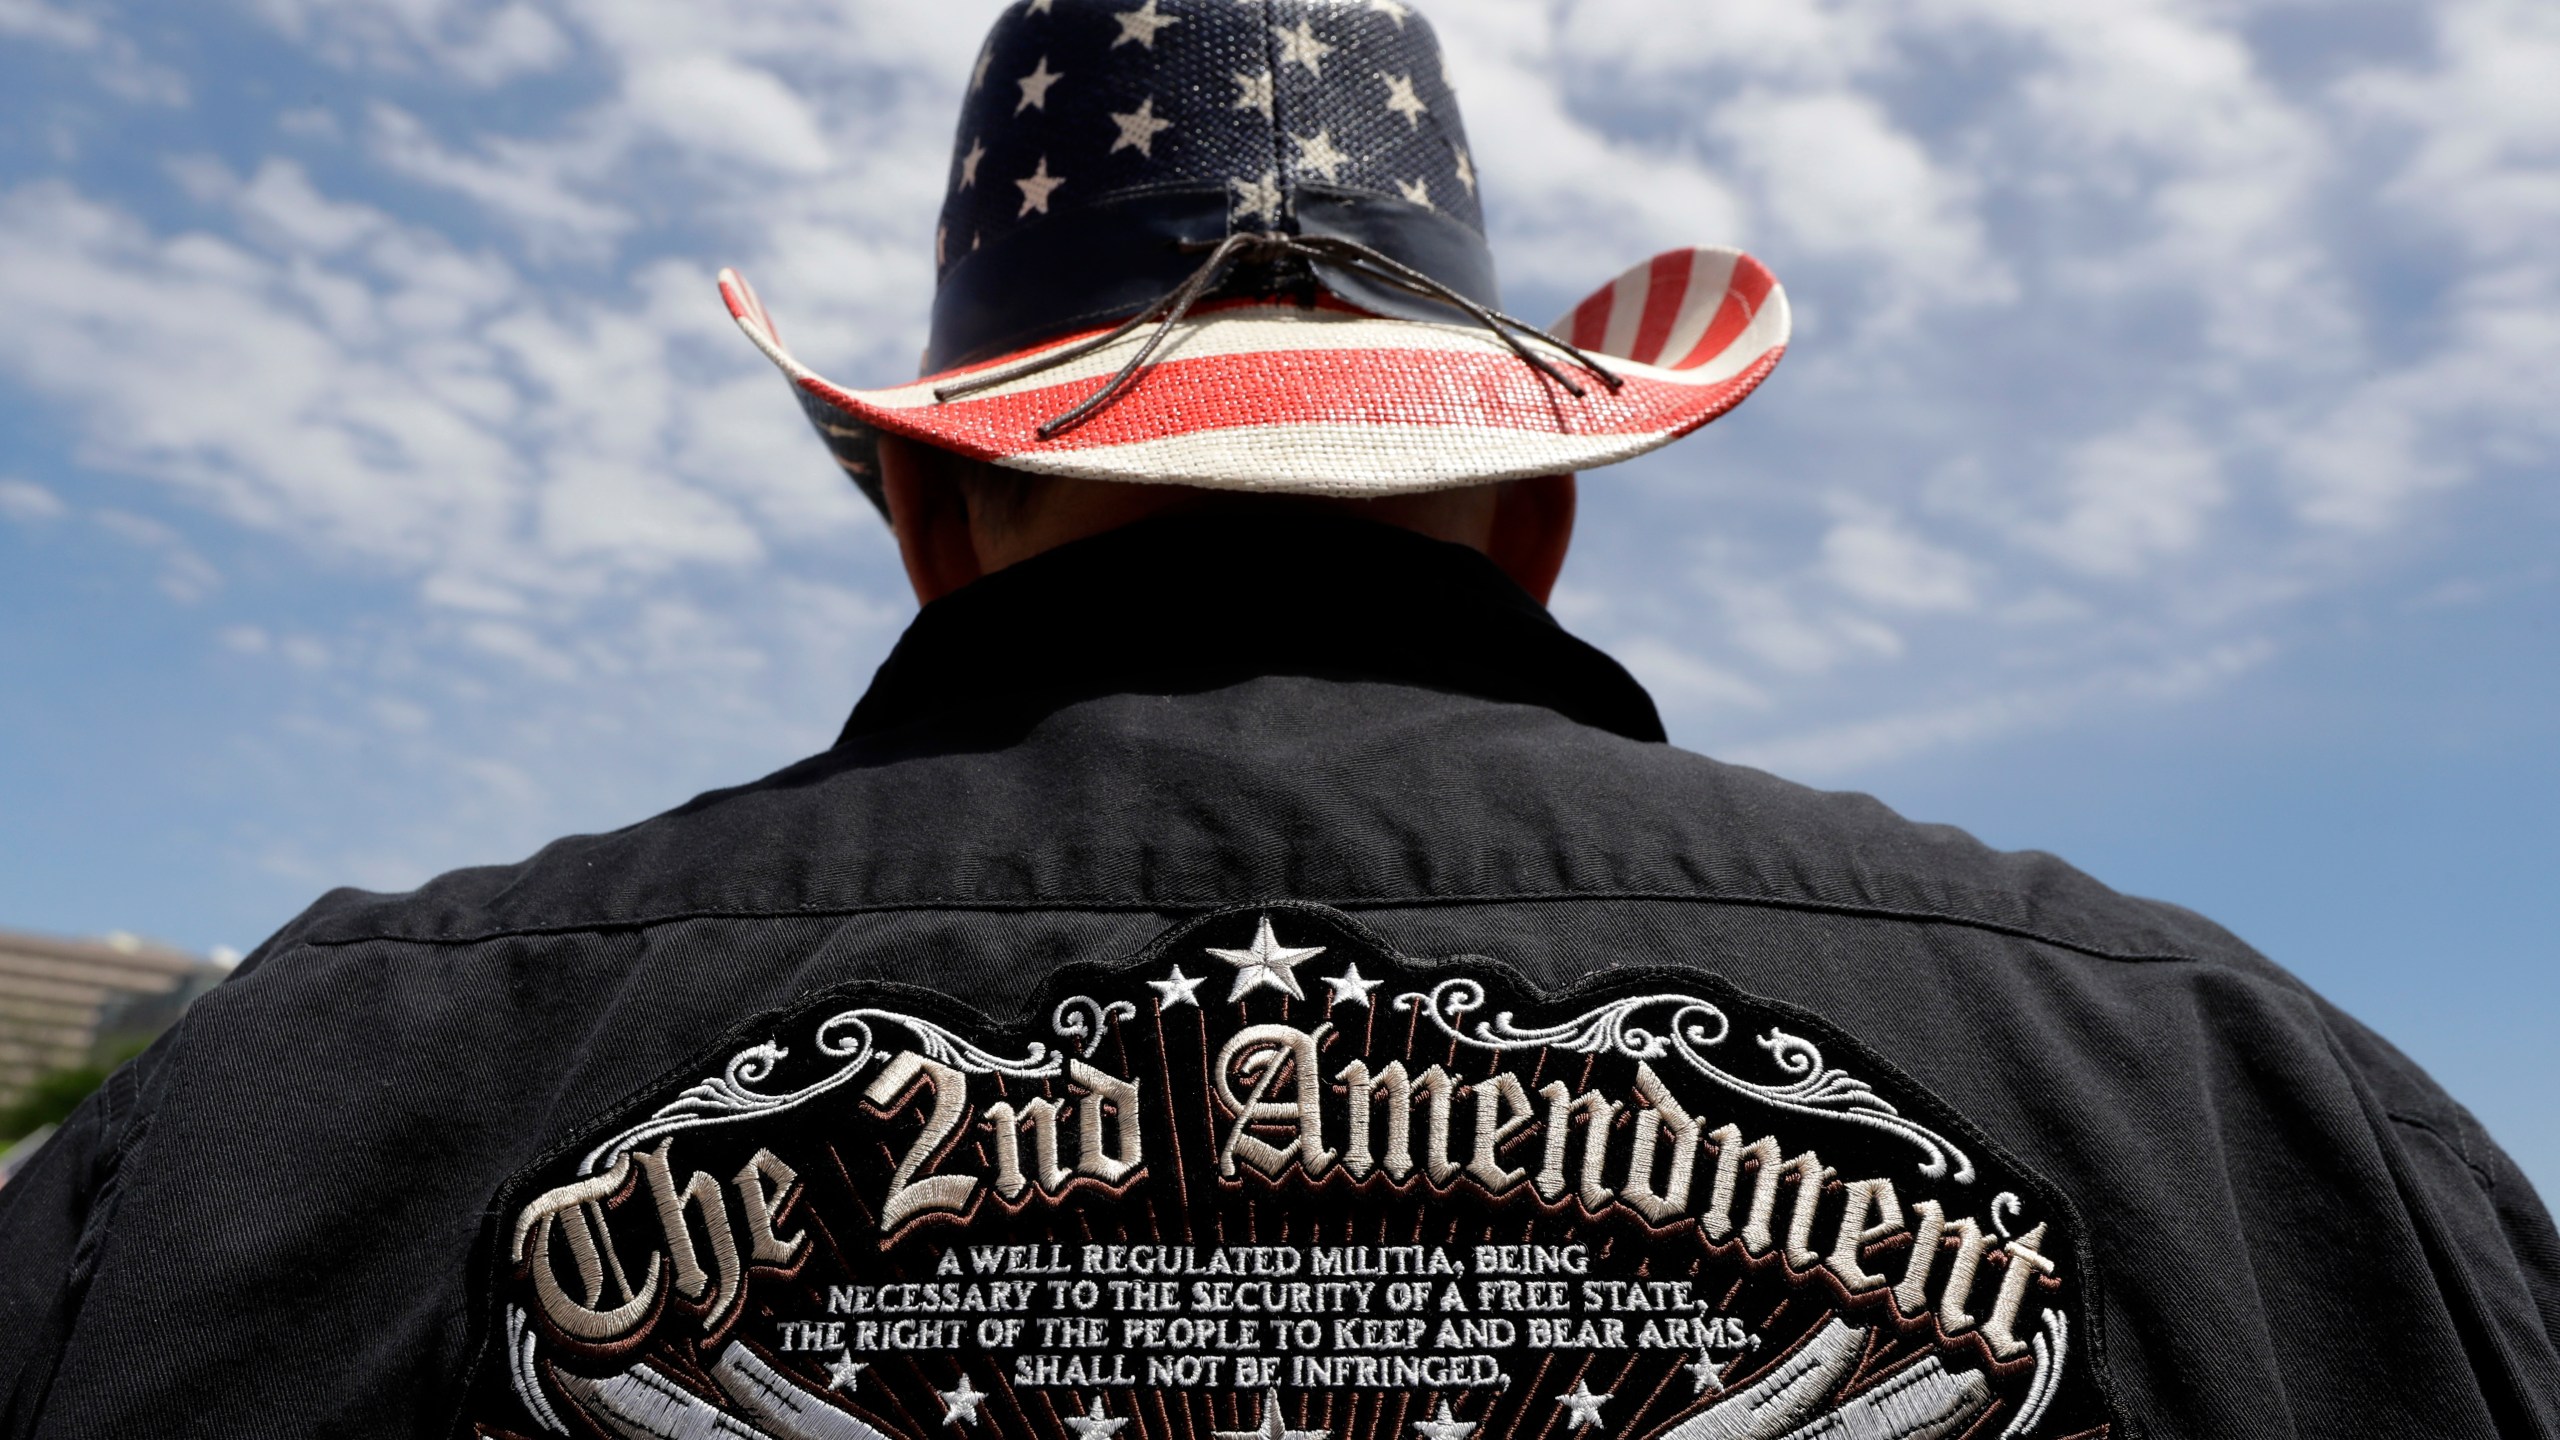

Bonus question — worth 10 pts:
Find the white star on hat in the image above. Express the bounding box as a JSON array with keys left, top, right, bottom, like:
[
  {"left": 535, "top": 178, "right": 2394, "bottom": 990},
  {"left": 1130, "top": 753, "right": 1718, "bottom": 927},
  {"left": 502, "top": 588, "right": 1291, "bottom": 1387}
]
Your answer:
[
  {"left": 1233, "top": 70, "right": 1275, "bottom": 120},
  {"left": 1232, "top": 169, "right": 1283, "bottom": 225},
  {"left": 1411, "top": 1402, "right": 1474, "bottom": 1440},
  {"left": 940, "top": 1376, "right": 988, "bottom": 1427},
  {"left": 1150, "top": 964, "right": 1207, "bottom": 1010},
  {"left": 1379, "top": 72, "right": 1427, "bottom": 129},
  {"left": 1111, "top": 0, "right": 1181, "bottom": 50},
  {"left": 1453, "top": 146, "right": 1475, "bottom": 194},
  {"left": 1396, "top": 176, "right": 1432, "bottom": 209},
  {"left": 1016, "top": 55, "right": 1064, "bottom": 114},
  {"left": 1016, "top": 156, "right": 1066, "bottom": 216},
  {"left": 1110, "top": 96, "right": 1175, "bottom": 157},
  {"left": 1291, "top": 129, "right": 1350, "bottom": 183},
  {"left": 970, "top": 44, "right": 994, "bottom": 94},
  {"left": 959, "top": 136, "right": 986, "bottom": 189},
  {"left": 1065, "top": 1398, "right": 1129, "bottom": 1440},
  {"left": 1207, "top": 916, "right": 1326, "bottom": 1001},
  {"left": 1555, "top": 1382, "right": 1611, "bottom": 1432},
  {"left": 1323, "top": 963, "right": 1383, "bottom": 1007},
  {"left": 1272, "top": 18, "right": 1335, "bottom": 77}
]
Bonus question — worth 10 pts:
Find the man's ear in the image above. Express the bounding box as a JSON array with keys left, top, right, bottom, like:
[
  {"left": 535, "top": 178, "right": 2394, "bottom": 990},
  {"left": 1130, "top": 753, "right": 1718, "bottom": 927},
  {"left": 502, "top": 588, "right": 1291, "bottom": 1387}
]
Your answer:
[
  {"left": 880, "top": 434, "right": 985, "bottom": 605},
  {"left": 1486, "top": 473, "right": 1577, "bottom": 606}
]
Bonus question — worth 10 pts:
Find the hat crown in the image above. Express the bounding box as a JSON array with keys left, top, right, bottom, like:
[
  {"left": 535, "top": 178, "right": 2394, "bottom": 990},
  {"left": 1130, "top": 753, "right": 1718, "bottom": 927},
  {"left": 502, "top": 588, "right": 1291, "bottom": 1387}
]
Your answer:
[{"left": 926, "top": 0, "right": 1495, "bottom": 373}]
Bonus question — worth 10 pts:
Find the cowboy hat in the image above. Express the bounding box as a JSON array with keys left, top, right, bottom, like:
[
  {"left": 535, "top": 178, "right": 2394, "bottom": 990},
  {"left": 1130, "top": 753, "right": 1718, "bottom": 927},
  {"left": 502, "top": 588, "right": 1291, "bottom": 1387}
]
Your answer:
[{"left": 719, "top": 0, "right": 1789, "bottom": 513}]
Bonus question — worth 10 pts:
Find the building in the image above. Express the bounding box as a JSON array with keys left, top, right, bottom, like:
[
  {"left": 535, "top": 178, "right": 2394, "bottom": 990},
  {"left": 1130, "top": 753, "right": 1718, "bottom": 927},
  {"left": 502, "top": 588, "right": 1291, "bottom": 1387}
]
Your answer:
[{"left": 0, "top": 927, "right": 227, "bottom": 1116}]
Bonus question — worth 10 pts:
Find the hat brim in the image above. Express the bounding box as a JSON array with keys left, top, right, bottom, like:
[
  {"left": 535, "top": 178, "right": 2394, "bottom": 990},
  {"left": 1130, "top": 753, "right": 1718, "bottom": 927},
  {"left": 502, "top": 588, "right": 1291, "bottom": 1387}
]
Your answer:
[{"left": 720, "top": 246, "right": 1788, "bottom": 497}]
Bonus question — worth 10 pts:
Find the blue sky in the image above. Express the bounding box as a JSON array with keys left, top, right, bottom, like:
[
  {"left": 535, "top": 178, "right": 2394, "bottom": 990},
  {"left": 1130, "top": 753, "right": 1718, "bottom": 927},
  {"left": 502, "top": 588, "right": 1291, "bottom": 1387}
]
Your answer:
[{"left": 1, "top": 0, "right": 2553, "bottom": 1191}]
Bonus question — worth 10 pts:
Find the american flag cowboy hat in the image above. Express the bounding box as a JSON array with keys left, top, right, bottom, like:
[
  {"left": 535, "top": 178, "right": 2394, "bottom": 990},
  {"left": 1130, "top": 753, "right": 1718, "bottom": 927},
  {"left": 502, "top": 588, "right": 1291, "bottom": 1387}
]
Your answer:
[{"left": 718, "top": 0, "right": 1790, "bottom": 513}]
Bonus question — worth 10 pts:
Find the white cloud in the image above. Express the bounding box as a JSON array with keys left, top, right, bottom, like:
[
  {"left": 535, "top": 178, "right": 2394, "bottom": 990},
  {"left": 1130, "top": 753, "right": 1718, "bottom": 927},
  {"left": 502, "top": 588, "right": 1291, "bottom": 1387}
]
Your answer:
[
  {"left": 2015, "top": 416, "right": 2229, "bottom": 578},
  {"left": 3, "top": 0, "right": 189, "bottom": 103},
  {"left": 1821, "top": 501, "right": 1979, "bottom": 613},
  {"left": 0, "top": 0, "right": 99, "bottom": 47},
  {"left": 0, "top": 478, "right": 68, "bottom": 522},
  {"left": 1558, "top": 0, "right": 1882, "bottom": 86},
  {"left": 250, "top": 0, "right": 570, "bottom": 85},
  {"left": 1696, "top": 570, "right": 1905, "bottom": 678},
  {"left": 623, "top": 55, "right": 834, "bottom": 175},
  {"left": 1709, "top": 88, "right": 2010, "bottom": 323},
  {"left": 2339, "top": 0, "right": 2560, "bottom": 263},
  {"left": 366, "top": 104, "right": 632, "bottom": 253},
  {"left": 94, "top": 507, "right": 223, "bottom": 602},
  {"left": 1725, "top": 640, "right": 2274, "bottom": 780},
  {"left": 0, "top": 174, "right": 808, "bottom": 610},
  {"left": 1611, "top": 636, "right": 1770, "bottom": 716},
  {"left": 236, "top": 159, "right": 388, "bottom": 253}
]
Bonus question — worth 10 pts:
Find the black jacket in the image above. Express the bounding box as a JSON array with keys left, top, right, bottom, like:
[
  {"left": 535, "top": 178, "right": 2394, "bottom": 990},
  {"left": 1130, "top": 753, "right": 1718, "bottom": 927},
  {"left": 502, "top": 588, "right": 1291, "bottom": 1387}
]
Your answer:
[{"left": 4, "top": 513, "right": 2555, "bottom": 1440}]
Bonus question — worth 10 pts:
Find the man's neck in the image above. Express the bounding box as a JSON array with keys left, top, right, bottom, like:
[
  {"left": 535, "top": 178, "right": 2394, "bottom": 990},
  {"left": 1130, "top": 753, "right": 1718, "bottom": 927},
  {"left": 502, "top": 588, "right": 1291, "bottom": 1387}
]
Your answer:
[{"left": 839, "top": 509, "right": 1664, "bottom": 746}]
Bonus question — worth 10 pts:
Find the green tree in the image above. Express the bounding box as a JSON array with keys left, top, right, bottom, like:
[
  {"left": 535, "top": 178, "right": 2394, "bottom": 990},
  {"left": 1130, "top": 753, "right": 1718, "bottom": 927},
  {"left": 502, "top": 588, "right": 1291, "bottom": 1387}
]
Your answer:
[{"left": 0, "top": 1039, "right": 150, "bottom": 1144}]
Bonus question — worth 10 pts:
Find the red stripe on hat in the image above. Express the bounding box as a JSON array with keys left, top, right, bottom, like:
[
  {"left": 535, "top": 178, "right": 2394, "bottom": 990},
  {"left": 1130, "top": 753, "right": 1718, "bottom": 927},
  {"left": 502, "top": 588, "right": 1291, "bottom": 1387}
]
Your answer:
[
  {"left": 1568, "top": 290, "right": 1614, "bottom": 353},
  {"left": 838, "top": 345, "right": 1776, "bottom": 459},
  {"left": 1629, "top": 252, "right": 1694, "bottom": 367},
  {"left": 1677, "top": 255, "right": 1776, "bottom": 372}
]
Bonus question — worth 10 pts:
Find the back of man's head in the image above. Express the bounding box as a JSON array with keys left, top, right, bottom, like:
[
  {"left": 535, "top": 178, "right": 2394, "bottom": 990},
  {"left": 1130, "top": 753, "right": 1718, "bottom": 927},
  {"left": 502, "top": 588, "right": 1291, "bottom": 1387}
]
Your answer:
[{"left": 877, "top": 434, "right": 1579, "bottom": 609}]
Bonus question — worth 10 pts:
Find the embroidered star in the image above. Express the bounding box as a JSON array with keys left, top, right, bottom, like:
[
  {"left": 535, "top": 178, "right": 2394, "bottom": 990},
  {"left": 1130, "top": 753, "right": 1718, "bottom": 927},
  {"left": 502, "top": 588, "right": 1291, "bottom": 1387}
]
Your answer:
[
  {"left": 1323, "top": 963, "right": 1383, "bottom": 1007},
  {"left": 940, "top": 1376, "right": 988, "bottom": 1427},
  {"left": 1271, "top": 19, "right": 1335, "bottom": 77},
  {"left": 1234, "top": 70, "right": 1275, "bottom": 120},
  {"left": 1379, "top": 72, "right": 1427, "bottom": 128},
  {"left": 959, "top": 136, "right": 985, "bottom": 189},
  {"left": 1027, "top": 0, "right": 1054, "bottom": 11},
  {"left": 1368, "top": 0, "right": 1413, "bottom": 24},
  {"left": 1232, "top": 169, "right": 1283, "bottom": 225},
  {"left": 827, "top": 1351, "right": 869, "bottom": 1393},
  {"left": 1065, "top": 1399, "right": 1128, "bottom": 1440},
  {"left": 935, "top": 225, "right": 949, "bottom": 267},
  {"left": 1151, "top": 964, "right": 1207, "bottom": 1010},
  {"left": 1016, "top": 56, "right": 1064, "bottom": 114},
  {"left": 1015, "top": 156, "right": 1065, "bottom": 216},
  {"left": 1111, "top": 0, "right": 1180, "bottom": 50},
  {"left": 1214, "top": 1389, "right": 1329, "bottom": 1440},
  {"left": 1453, "top": 146, "right": 1476, "bottom": 194},
  {"left": 1396, "top": 176, "right": 1432, "bottom": 209},
  {"left": 1555, "top": 1382, "right": 1611, "bottom": 1432},
  {"left": 969, "top": 43, "right": 993, "bottom": 94},
  {"left": 1291, "top": 129, "right": 1350, "bottom": 183},
  {"left": 1208, "top": 916, "right": 1326, "bottom": 1002},
  {"left": 1411, "top": 1402, "right": 1474, "bottom": 1440},
  {"left": 1110, "top": 97, "right": 1174, "bottom": 157},
  {"left": 1685, "top": 1348, "right": 1724, "bottom": 1395}
]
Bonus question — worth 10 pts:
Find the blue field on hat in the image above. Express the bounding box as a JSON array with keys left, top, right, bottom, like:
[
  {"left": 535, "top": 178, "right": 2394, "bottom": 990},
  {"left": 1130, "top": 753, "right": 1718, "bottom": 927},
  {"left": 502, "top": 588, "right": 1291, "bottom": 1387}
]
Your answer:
[{"left": 927, "top": 0, "right": 1500, "bottom": 375}]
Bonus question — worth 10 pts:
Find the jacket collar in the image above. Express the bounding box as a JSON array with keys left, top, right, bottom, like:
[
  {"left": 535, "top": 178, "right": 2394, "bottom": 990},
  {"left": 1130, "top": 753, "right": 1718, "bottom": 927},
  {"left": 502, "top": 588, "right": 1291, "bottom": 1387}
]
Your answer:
[{"left": 839, "top": 511, "right": 1666, "bottom": 745}]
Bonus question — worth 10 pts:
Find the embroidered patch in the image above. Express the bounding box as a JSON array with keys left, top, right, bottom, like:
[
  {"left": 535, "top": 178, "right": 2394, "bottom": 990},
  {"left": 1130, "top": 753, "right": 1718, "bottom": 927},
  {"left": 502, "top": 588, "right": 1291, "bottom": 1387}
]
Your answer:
[{"left": 462, "top": 904, "right": 2117, "bottom": 1440}]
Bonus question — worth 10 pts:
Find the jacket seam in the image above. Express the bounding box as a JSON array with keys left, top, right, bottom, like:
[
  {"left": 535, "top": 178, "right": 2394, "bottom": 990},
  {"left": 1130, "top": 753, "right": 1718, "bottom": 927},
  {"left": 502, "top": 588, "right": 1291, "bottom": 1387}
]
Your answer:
[
  {"left": 294, "top": 888, "right": 2229, "bottom": 967},
  {"left": 2388, "top": 1110, "right": 2499, "bottom": 1191}
]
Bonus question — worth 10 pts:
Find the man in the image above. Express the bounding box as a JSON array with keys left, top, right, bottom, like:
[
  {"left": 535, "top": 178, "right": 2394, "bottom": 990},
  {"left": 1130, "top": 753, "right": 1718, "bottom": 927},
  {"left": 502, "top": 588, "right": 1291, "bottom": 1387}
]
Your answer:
[{"left": 3, "top": 2, "right": 2554, "bottom": 1438}]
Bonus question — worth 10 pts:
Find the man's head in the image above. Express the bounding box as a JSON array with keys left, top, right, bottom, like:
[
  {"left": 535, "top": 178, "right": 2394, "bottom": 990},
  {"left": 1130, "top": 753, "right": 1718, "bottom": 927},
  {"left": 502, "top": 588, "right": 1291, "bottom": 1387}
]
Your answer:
[
  {"left": 716, "top": 0, "right": 1786, "bottom": 591},
  {"left": 878, "top": 434, "right": 1577, "bottom": 606}
]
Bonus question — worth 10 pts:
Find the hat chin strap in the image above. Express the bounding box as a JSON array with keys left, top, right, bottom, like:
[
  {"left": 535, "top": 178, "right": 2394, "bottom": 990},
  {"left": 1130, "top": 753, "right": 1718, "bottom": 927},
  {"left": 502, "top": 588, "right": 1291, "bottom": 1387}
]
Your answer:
[{"left": 932, "top": 231, "right": 1626, "bottom": 441}]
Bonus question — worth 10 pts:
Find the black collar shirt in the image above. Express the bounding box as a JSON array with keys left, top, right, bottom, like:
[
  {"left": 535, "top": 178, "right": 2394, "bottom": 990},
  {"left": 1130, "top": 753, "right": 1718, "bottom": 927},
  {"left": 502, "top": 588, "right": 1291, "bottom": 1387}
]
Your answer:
[{"left": 3, "top": 513, "right": 2555, "bottom": 1439}]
